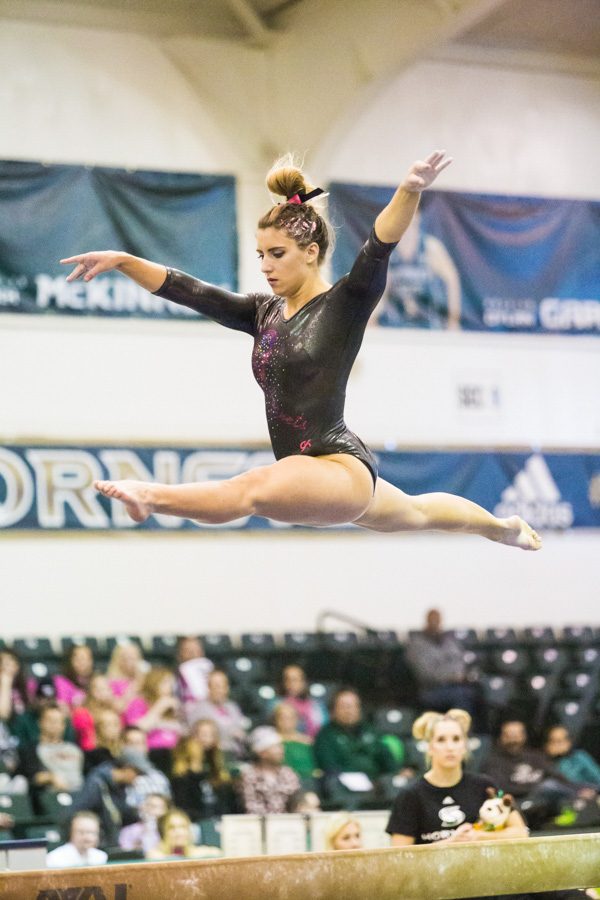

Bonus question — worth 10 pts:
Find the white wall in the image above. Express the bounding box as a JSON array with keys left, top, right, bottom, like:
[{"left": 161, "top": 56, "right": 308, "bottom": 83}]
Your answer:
[
  {"left": 2, "top": 317, "right": 599, "bottom": 448},
  {"left": 1, "top": 529, "right": 597, "bottom": 640},
  {"left": 0, "top": 20, "right": 599, "bottom": 640},
  {"left": 319, "top": 54, "right": 600, "bottom": 199}
]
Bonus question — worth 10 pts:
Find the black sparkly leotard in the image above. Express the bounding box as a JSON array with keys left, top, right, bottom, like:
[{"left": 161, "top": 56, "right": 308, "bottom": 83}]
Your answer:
[{"left": 154, "top": 229, "right": 397, "bottom": 487}]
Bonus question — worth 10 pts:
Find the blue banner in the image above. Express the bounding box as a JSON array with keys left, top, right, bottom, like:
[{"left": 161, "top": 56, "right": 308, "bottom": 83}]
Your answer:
[
  {"left": 329, "top": 184, "right": 600, "bottom": 333},
  {"left": 0, "top": 162, "right": 237, "bottom": 318},
  {"left": 1, "top": 445, "right": 598, "bottom": 531}
]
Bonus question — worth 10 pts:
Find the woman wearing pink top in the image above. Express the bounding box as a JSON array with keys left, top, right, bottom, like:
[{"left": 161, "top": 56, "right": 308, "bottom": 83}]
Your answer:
[
  {"left": 54, "top": 644, "right": 95, "bottom": 710},
  {"left": 278, "top": 665, "right": 328, "bottom": 739},
  {"left": 106, "top": 642, "right": 147, "bottom": 714},
  {"left": 71, "top": 674, "right": 119, "bottom": 751},
  {"left": 124, "top": 668, "right": 184, "bottom": 751}
]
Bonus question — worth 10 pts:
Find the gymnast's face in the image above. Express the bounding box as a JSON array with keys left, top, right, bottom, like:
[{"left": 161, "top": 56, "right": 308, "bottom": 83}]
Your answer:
[{"left": 257, "top": 227, "right": 320, "bottom": 297}]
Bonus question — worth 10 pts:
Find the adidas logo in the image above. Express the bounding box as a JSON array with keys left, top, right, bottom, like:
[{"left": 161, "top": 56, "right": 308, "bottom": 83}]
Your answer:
[{"left": 494, "top": 454, "right": 573, "bottom": 529}]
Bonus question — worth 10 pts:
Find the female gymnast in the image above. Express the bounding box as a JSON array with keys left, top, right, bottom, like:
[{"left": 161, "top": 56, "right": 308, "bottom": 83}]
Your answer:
[{"left": 61, "top": 151, "right": 541, "bottom": 550}]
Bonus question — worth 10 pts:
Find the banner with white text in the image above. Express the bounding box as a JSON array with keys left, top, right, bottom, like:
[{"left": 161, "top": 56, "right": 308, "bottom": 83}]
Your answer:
[
  {"left": 0, "top": 162, "right": 237, "bottom": 318},
  {"left": 1, "top": 445, "right": 598, "bottom": 531},
  {"left": 329, "top": 184, "right": 600, "bottom": 333}
]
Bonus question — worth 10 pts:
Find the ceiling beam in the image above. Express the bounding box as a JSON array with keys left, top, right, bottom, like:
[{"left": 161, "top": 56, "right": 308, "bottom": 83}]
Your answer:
[{"left": 223, "top": 0, "right": 272, "bottom": 46}]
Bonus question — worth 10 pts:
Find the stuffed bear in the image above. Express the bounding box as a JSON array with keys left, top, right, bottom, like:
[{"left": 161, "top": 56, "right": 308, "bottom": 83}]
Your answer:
[{"left": 474, "top": 787, "right": 514, "bottom": 831}]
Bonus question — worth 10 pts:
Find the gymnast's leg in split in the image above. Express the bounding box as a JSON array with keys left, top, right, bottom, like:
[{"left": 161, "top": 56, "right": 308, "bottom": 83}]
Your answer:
[{"left": 94, "top": 452, "right": 541, "bottom": 550}]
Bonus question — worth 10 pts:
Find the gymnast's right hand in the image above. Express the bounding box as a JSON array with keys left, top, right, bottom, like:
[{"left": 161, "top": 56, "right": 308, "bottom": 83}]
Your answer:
[{"left": 60, "top": 250, "right": 126, "bottom": 282}]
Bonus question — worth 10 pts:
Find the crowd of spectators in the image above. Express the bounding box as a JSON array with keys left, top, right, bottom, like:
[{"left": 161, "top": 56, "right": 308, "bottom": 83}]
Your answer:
[{"left": 0, "top": 622, "right": 599, "bottom": 870}]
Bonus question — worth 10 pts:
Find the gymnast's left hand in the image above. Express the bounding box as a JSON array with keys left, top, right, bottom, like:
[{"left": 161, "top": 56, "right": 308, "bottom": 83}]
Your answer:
[{"left": 401, "top": 150, "right": 452, "bottom": 192}]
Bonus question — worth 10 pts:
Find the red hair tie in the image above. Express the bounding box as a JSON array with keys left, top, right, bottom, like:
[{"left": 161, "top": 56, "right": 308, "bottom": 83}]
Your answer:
[{"left": 287, "top": 193, "right": 302, "bottom": 205}]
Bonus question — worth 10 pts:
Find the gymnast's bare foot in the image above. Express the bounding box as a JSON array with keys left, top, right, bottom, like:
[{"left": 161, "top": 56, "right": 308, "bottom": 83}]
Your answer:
[
  {"left": 94, "top": 479, "right": 153, "bottom": 523},
  {"left": 498, "top": 515, "right": 542, "bottom": 551}
]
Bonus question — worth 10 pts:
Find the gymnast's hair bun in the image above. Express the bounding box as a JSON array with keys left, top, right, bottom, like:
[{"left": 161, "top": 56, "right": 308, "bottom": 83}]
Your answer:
[{"left": 265, "top": 153, "right": 314, "bottom": 200}]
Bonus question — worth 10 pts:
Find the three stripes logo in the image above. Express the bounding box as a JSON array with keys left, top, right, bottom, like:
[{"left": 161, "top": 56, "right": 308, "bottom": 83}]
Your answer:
[{"left": 494, "top": 454, "right": 574, "bottom": 529}]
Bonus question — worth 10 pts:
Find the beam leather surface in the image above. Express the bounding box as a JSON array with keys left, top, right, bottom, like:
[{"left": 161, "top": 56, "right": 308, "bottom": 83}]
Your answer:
[{"left": 1, "top": 833, "right": 599, "bottom": 900}]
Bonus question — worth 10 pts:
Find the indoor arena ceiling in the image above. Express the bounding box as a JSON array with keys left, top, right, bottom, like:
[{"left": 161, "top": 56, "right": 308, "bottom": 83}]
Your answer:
[{"left": 0, "top": 0, "right": 598, "bottom": 60}]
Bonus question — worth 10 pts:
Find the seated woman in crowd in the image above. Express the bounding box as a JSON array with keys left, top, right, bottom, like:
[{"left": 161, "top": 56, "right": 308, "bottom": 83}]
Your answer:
[
  {"left": 21, "top": 704, "right": 84, "bottom": 813},
  {"left": 119, "top": 792, "right": 171, "bottom": 856},
  {"left": 123, "top": 667, "right": 184, "bottom": 755},
  {"left": 171, "top": 719, "right": 239, "bottom": 821},
  {"left": 145, "top": 808, "right": 221, "bottom": 860},
  {"left": 544, "top": 725, "right": 600, "bottom": 789},
  {"left": 187, "top": 669, "right": 247, "bottom": 759},
  {"left": 72, "top": 674, "right": 119, "bottom": 752},
  {"left": 273, "top": 702, "right": 317, "bottom": 780},
  {"left": 387, "top": 709, "right": 584, "bottom": 900},
  {"left": 175, "top": 636, "right": 214, "bottom": 716},
  {"left": 0, "top": 650, "right": 29, "bottom": 793},
  {"left": 106, "top": 642, "right": 147, "bottom": 714},
  {"left": 0, "top": 650, "right": 29, "bottom": 726},
  {"left": 83, "top": 708, "right": 123, "bottom": 774},
  {"left": 275, "top": 665, "right": 327, "bottom": 739},
  {"left": 54, "top": 644, "right": 95, "bottom": 712},
  {"left": 240, "top": 726, "right": 300, "bottom": 816},
  {"left": 324, "top": 812, "right": 363, "bottom": 851}
]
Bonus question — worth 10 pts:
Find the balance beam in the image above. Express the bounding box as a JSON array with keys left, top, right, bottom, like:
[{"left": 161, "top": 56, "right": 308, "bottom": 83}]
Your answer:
[{"left": 1, "top": 833, "right": 599, "bottom": 900}]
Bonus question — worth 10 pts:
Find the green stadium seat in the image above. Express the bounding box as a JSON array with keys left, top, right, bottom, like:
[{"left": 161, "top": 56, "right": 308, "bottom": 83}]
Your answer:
[
  {"left": 25, "top": 823, "right": 63, "bottom": 849},
  {"left": 198, "top": 816, "right": 221, "bottom": 847},
  {"left": 321, "top": 632, "right": 358, "bottom": 651},
  {"left": 12, "top": 638, "right": 55, "bottom": 660},
  {"left": 479, "top": 673, "right": 517, "bottom": 708},
  {"left": 283, "top": 632, "right": 320, "bottom": 652},
  {"left": 465, "top": 735, "right": 492, "bottom": 773},
  {"left": 563, "top": 626, "right": 595, "bottom": 646},
  {"left": 374, "top": 706, "right": 417, "bottom": 739},
  {"left": 483, "top": 627, "right": 518, "bottom": 646},
  {"left": 224, "top": 656, "right": 267, "bottom": 685},
  {"left": 562, "top": 671, "right": 594, "bottom": 697},
  {"left": 0, "top": 793, "right": 34, "bottom": 824},
  {"left": 241, "top": 633, "right": 276, "bottom": 653},
  {"left": 522, "top": 627, "right": 556, "bottom": 645},
  {"left": 488, "top": 647, "right": 529, "bottom": 677},
  {"left": 38, "top": 790, "right": 75, "bottom": 823},
  {"left": 149, "top": 635, "right": 179, "bottom": 660},
  {"left": 201, "top": 634, "right": 233, "bottom": 656}
]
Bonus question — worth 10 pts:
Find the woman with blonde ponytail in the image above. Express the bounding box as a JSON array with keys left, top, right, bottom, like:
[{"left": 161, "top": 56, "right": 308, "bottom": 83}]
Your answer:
[
  {"left": 61, "top": 153, "right": 540, "bottom": 551},
  {"left": 386, "top": 709, "right": 528, "bottom": 849}
]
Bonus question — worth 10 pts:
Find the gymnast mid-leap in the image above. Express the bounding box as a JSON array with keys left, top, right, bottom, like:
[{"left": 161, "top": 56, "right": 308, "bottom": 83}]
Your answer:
[{"left": 61, "top": 151, "right": 541, "bottom": 550}]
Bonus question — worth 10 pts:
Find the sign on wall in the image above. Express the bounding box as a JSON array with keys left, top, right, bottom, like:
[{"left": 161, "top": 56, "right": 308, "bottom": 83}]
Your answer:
[
  {"left": 329, "top": 184, "right": 600, "bottom": 334},
  {"left": 0, "top": 162, "right": 237, "bottom": 319},
  {"left": 1, "top": 445, "right": 598, "bottom": 531}
]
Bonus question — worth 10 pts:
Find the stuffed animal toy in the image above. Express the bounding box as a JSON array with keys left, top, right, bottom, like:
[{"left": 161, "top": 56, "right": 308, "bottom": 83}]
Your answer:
[{"left": 474, "top": 787, "right": 514, "bottom": 831}]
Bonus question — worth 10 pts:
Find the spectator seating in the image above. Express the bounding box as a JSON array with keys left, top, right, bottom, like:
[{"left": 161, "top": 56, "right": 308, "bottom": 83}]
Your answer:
[
  {"left": 11, "top": 638, "right": 54, "bottom": 661},
  {"left": 2, "top": 624, "right": 600, "bottom": 846},
  {"left": 60, "top": 636, "right": 102, "bottom": 655},
  {"left": 374, "top": 707, "right": 417, "bottom": 739}
]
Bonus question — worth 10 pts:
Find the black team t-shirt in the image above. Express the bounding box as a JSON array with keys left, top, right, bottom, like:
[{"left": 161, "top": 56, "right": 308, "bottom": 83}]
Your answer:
[{"left": 386, "top": 772, "right": 496, "bottom": 843}]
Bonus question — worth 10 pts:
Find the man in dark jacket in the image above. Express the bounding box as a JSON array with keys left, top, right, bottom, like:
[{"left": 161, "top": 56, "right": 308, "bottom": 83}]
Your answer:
[{"left": 70, "top": 757, "right": 141, "bottom": 847}]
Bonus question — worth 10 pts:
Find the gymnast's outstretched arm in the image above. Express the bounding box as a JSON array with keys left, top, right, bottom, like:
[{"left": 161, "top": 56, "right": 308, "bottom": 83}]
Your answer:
[
  {"left": 374, "top": 150, "right": 452, "bottom": 243},
  {"left": 60, "top": 250, "right": 256, "bottom": 334}
]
